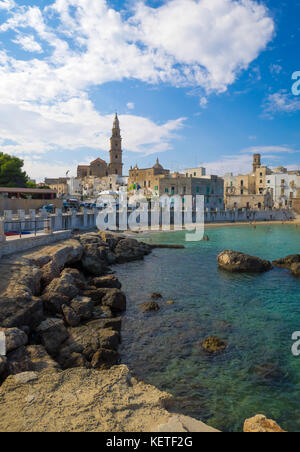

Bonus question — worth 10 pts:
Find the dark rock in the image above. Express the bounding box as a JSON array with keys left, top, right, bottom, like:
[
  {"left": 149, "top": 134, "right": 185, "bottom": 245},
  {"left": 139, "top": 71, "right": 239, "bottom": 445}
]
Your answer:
[
  {"left": 0, "top": 296, "right": 43, "bottom": 330},
  {"left": 273, "top": 254, "right": 300, "bottom": 269},
  {"left": 114, "top": 238, "right": 151, "bottom": 263},
  {"left": 201, "top": 336, "right": 227, "bottom": 354},
  {"left": 92, "top": 275, "right": 122, "bottom": 290},
  {"left": 217, "top": 250, "right": 272, "bottom": 273},
  {"left": 91, "top": 348, "right": 120, "bottom": 369},
  {"left": 62, "top": 305, "right": 81, "bottom": 327},
  {"left": 1, "top": 328, "right": 28, "bottom": 354},
  {"left": 82, "top": 288, "right": 106, "bottom": 303},
  {"left": 42, "top": 273, "right": 79, "bottom": 313},
  {"left": 7, "top": 345, "right": 58, "bottom": 374},
  {"left": 36, "top": 318, "right": 69, "bottom": 356},
  {"left": 151, "top": 293, "right": 163, "bottom": 300},
  {"left": 100, "top": 288, "right": 126, "bottom": 313},
  {"left": 81, "top": 243, "right": 108, "bottom": 276},
  {"left": 41, "top": 260, "right": 60, "bottom": 287},
  {"left": 89, "top": 317, "right": 122, "bottom": 332},
  {"left": 92, "top": 305, "right": 113, "bottom": 319},
  {"left": 61, "top": 352, "right": 91, "bottom": 370},
  {"left": 61, "top": 268, "right": 87, "bottom": 290},
  {"left": 58, "top": 321, "right": 120, "bottom": 364},
  {"left": 0, "top": 356, "right": 7, "bottom": 379},
  {"left": 99, "top": 231, "right": 125, "bottom": 250},
  {"left": 291, "top": 263, "right": 300, "bottom": 277},
  {"left": 140, "top": 302, "right": 160, "bottom": 312},
  {"left": 70, "top": 296, "right": 94, "bottom": 321}
]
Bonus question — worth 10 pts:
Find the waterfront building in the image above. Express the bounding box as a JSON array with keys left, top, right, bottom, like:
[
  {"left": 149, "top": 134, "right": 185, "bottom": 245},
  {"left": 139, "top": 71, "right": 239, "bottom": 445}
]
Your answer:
[
  {"left": 266, "top": 172, "right": 300, "bottom": 208},
  {"left": 224, "top": 154, "right": 273, "bottom": 209}
]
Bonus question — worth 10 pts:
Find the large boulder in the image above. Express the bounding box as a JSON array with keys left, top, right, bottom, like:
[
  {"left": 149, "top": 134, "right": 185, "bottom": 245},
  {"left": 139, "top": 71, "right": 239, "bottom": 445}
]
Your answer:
[
  {"left": 217, "top": 250, "right": 272, "bottom": 273},
  {"left": 99, "top": 231, "right": 125, "bottom": 250},
  {"left": 62, "top": 305, "right": 81, "bottom": 327},
  {"left": 91, "top": 275, "right": 122, "bottom": 290},
  {"left": 114, "top": 238, "right": 151, "bottom": 263},
  {"left": 0, "top": 328, "right": 28, "bottom": 354},
  {"left": 273, "top": 254, "right": 300, "bottom": 269},
  {"left": 0, "top": 295, "right": 43, "bottom": 330},
  {"left": 7, "top": 345, "right": 59, "bottom": 374},
  {"left": 36, "top": 318, "right": 69, "bottom": 356},
  {"left": 69, "top": 296, "right": 94, "bottom": 321},
  {"left": 42, "top": 273, "right": 79, "bottom": 313},
  {"left": 27, "top": 240, "right": 84, "bottom": 271},
  {"left": 81, "top": 244, "right": 109, "bottom": 276},
  {"left": 41, "top": 260, "right": 60, "bottom": 287},
  {"left": 60, "top": 268, "right": 87, "bottom": 290},
  {"left": 58, "top": 320, "right": 120, "bottom": 366},
  {"left": 243, "top": 415, "right": 285, "bottom": 432},
  {"left": 100, "top": 288, "right": 126, "bottom": 313}
]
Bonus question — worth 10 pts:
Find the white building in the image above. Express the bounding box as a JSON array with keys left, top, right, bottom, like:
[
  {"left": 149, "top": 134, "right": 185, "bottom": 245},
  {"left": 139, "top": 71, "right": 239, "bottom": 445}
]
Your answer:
[
  {"left": 67, "top": 178, "right": 82, "bottom": 197},
  {"left": 266, "top": 172, "right": 300, "bottom": 208}
]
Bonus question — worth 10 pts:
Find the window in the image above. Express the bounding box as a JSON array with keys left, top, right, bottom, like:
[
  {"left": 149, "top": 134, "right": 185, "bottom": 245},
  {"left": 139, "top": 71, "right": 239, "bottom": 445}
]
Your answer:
[
  {"left": 260, "top": 172, "right": 263, "bottom": 177},
  {"left": 148, "top": 181, "right": 151, "bottom": 188},
  {"left": 241, "top": 180, "right": 244, "bottom": 186},
  {"left": 165, "top": 188, "right": 169, "bottom": 193},
  {"left": 206, "top": 186, "right": 210, "bottom": 195},
  {"left": 194, "top": 172, "right": 196, "bottom": 177},
  {"left": 196, "top": 186, "right": 200, "bottom": 193},
  {"left": 267, "top": 180, "right": 270, "bottom": 184},
  {"left": 260, "top": 179, "right": 263, "bottom": 184},
  {"left": 241, "top": 189, "right": 244, "bottom": 195}
]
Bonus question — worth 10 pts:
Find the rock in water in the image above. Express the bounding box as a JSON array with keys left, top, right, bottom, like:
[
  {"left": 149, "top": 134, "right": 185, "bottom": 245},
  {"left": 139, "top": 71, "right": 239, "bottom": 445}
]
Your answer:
[
  {"left": 273, "top": 254, "right": 300, "bottom": 269},
  {"left": 201, "top": 336, "right": 227, "bottom": 354},
  {"left": 151, "top": 293, "right": 163, "bottom": 300},
  {"left": 217, "top": 250, "right": 272, "bottom": 273},
  {"left": 291, "top": 263, "right": 300, "bottom": 277},
  {"left": 140, "top": 302, "right": 160, "bottom": 312},
  {"left": 243, "top": 415, "right": 285, "bottom": 432}
]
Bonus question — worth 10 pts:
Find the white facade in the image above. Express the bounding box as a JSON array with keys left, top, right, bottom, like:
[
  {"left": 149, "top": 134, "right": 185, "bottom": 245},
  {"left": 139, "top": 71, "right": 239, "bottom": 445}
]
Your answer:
[
  {"left": 67, "top": 178, "right": 82, "bottom": 197},
  {"left": 266, "top": 173, "right": 300, "bottom": 208}
]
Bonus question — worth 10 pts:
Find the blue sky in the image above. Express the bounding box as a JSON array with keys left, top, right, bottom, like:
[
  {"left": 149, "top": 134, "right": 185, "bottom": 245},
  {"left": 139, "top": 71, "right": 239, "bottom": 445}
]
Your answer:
[{"left": 0, "top": 0, "right": 299, "bottom": 180}]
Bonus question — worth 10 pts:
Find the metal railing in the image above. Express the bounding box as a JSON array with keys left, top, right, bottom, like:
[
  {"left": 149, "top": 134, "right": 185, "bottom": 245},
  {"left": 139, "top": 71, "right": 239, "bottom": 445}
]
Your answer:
[{"left": 3, "top": 218, "right": 52, "bottom": 238}]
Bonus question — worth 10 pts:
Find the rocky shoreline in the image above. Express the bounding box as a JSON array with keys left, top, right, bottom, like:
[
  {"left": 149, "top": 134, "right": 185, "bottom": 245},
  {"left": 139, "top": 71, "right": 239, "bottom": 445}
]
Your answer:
[
  {"left": 0, "top": 231, "right": 154, "bottom": 380},
  {"left": 0, "top": 234, "right": 287, "bottom": 432}
]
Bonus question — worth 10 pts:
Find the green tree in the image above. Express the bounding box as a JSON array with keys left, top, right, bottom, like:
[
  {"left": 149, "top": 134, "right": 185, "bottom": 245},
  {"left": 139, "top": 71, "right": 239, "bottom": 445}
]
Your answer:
[{"left": 0, "top": 153, "right": 29, "bottom": 187}]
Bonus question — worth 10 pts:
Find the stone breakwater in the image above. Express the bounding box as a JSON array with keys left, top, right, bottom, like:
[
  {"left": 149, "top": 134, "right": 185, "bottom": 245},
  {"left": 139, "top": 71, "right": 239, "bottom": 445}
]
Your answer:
[{"left": 0, "top": 231, "right": 153, "bottom": 379}]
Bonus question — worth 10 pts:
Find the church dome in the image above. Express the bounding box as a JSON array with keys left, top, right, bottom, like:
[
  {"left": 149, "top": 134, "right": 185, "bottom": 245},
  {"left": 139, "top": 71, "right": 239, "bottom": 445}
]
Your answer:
[{"left": 153, "top": 158, "right": 163, "bottom": 170}]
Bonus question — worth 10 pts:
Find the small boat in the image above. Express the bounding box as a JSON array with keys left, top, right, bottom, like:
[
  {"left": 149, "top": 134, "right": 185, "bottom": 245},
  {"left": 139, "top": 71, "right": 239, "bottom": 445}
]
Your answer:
[{"left": 5, "top": 231, "right": 32, "bottom": 236}]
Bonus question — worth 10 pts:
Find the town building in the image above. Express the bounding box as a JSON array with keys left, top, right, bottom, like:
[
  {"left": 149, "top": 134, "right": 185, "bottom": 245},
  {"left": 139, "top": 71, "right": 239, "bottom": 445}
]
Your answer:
[
  {"left": 128, "top": 160, "right": 224, "bottom": 210},
  {"left": 266, "top": 171, "right": 300, "bottom": 208},
  {"left": 77, "top": 114, "right": 123, "bottom": 179},
  {"left": 184, "top": 167, "right": 206, "bottom": 178},
  {"left": 224, "top": 154, "right": 273, "bottom": 209}
]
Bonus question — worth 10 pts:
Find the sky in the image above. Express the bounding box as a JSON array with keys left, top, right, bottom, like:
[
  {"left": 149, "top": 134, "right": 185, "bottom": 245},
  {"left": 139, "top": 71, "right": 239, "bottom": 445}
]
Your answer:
[{"left": 0, "top": 0, "right": 299, "bottom": 181}]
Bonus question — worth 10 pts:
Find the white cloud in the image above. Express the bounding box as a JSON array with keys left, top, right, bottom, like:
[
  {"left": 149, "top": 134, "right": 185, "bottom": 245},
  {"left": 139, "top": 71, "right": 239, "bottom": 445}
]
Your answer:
[
  {"left": 12, "top": 34, "right": 43, "bottom": 53},
  {"left": 241, "top": 145, "right": 296, "bottom": 154},
  {"left": 0, "top": 0, "right": 275, "bottom": 179},
  {"left": 126, "top": 102, "right": 135, "bottom": 110},
  {"left": 263, "top": 91, "right": 300, "bottom": 118},
  {"left": 0, "top": 0, "right": 15, "bottom": 10}
]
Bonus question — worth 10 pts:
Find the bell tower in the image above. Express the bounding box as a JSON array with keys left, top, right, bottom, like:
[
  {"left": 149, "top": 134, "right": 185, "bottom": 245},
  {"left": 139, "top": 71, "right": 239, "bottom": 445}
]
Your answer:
[
  {"left": 253, "top": 153, "right": 261, "bottom": 173},
  {"left": 109, "top": 113, "right": 123, "bottom": 176}
]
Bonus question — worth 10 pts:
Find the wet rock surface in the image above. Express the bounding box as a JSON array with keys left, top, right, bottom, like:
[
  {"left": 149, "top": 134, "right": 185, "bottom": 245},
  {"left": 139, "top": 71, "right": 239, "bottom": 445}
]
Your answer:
[
  {"left": 243, "top": 414, "right": 285, "bottom": 432},
  {"left": 217, "top": 250, "right": 272, "bottom": 273},
  {"left": 140, "top": 301, "right": 160, "bottom": 312},
  {"left": 201, "top": 336, "right": 227, "bottom": 354}
]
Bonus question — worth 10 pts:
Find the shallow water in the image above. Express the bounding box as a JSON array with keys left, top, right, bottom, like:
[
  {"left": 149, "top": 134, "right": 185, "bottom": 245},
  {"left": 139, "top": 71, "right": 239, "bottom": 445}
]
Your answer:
[{"left": 115, "top": 224, "right": 300, "bottom": 432}]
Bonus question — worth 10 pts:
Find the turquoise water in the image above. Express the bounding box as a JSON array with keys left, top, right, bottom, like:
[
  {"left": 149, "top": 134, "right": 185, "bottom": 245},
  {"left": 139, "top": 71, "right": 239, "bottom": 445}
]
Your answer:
[{"left": 115, "top": 224, "right": 300, "bottom": 432}]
